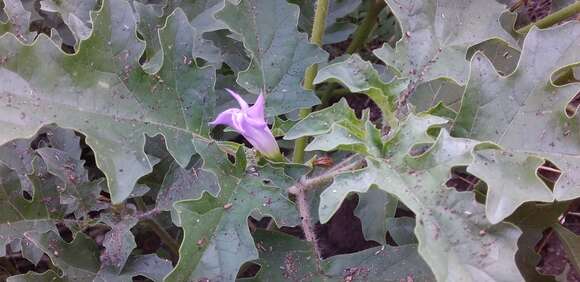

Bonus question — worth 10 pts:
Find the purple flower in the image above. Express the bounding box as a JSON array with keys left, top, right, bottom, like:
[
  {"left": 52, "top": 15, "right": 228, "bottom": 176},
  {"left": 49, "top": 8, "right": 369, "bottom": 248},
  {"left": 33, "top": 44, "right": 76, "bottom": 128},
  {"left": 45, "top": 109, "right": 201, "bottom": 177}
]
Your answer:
[{"left": 210, "top": 89, "right": 282, "bottom": 160}]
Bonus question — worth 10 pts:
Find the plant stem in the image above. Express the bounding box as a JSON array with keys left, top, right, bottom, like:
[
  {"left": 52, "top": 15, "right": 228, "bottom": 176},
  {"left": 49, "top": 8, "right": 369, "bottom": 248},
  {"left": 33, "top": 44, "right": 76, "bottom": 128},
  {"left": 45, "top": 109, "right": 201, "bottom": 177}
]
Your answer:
[
  {"left": 143, "top": 219, "right": 180, "bottom": 259},
  {"left": 295, "top": 189, "right": 322, "bottom": 267},
  {"left": 289, "top": 155, "right": 364, "bottom": 266},
  {"left": 134, "top": 197, "right": 180, "bottom": 259},
  {"left": 288, "top": 155, "right": 364, "bottom": 195},
  {"left": 293, "top": 0, "right": 330, "bottom": 163},
  {"left": 516, "top": 2, "right": 580, "bottom": 34},
  {"left": 345, "top": 0, "right": 387, "bottom": 54}
]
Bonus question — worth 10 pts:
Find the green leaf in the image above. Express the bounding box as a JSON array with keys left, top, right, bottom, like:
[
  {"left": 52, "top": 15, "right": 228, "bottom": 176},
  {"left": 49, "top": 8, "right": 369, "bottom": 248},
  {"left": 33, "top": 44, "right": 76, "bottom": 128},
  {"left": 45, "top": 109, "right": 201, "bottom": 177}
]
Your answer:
[
  {"left": 0, "top": 139, "right": 35, "bottom": 192},
  {"left": 374, "top": 0, "right": 516, "bottom": 86},
  {"left": 155, "top": 158, "right": 219, "bottom": 211},
  {"left": 248, "top": 229, "right": 435, "bottom": 281},
  {"left": 215, "top": 0, "right": 328, "bottom": 116},
  {"left": 7, "top": 270, "right": 62, "bottom": 282},
  {"left": 271, "top": 116, "right": 297, "bottom": 137},
  {"left": 134, "top": 1, "right": 223, "bottom": 74},
  {"left": 321, "top": 245, "right": 435, "bottom": 281},
  {"left": 507, "top": 202, "right": 568, "bottom": 281},
  {"left": 386, "top": 217, "right": 417, "bottom": 246},
  {"left": 26, "top": 231, "right": 101, "bottom": 281},
  {"left": 100, "top": 210, "right": 139, "bottom": 274},
  {"left": 455, "top": 23, "right": 580, "bottom": 202},
  {"left": 20, "top": 238, "right": 45, "bottom": 265},
  {"left": 410, "top": 78, "right": 464, "bottom": 113},
  {"left": 467, "top": 38, "right": 520, "bottom": 77},
  {"left": 0, "top": 0, "right": 35, "bottom": 43},
  {"left": 39, "top": 0, "right": 97, "bottom": 45},
  {"left": 114, "top": 254, "right": 172, "bottom": 282},
  {"left": 0, "top": 0, "right": 217, "bottom": 203},
  {"left": 468, "top": 150, "right": 553, "bottom": 224},
  {"left": 284, "top": 99, "right": 383, "bottom": 157},
  {"left": 314, "top": 54, "right": 407, "bottom": 125},
  {"left": 245, "top": 229, "right": 318, "bottom": 281},
  {"left": 354, "top": 187, "right": 397, "bottom": 245},
  {"left": 164, "top": 0, "right": 227, "bottom": 33},
  {"left": 165, "top": 140, "right": 300, "bottom": 281},
  {"left": 0, "top": 160, "right": 63, "bottom": 256},
  {"left": 36, "top": 147, "right": 107, "bottom": 217},
  {"left": 10, "top": 254, "right": 172, "bottom": 282},
  {"left": 552, "top": 224, "right": 580, "bottom": 274},
  {"left": 318, "top": 116, "right": 523, "bottom": 281},
  {"left": 0, "top": 125, "right": 83, "bottom": 194}
]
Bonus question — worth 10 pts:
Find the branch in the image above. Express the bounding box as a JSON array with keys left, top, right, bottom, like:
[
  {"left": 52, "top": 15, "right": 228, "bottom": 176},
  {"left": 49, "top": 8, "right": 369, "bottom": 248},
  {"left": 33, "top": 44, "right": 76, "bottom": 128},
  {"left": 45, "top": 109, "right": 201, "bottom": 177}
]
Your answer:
[
  {"left": 288, "top": 155, "right": 364, "bottom": 267},
  {"left": 288, "top": 155, "right": 364, "bottom": 195},
  {"left": 295, "top": 189, "right": 322, "bottom": 268},
  {"left": 346, "top": 0, "right": 387, "bottom": 54},
  {"left": 516, "top": 2, "right": 580, "bottom": 34},
  {"left": 134, "top": 198, "right": 180, "bottom": 259},
  {"left": 293, "top": 0, "right": 330, "bottom": 163}
]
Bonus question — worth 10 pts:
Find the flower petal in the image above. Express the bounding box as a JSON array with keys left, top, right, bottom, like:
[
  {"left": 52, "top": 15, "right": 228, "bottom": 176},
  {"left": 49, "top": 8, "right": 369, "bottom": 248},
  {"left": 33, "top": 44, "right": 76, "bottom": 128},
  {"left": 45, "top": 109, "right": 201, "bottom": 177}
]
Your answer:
[
  {"left": 209, "top": 108, "right": 239, "bottom": 128},
  {"left": 247, "top": 94, "right": 266, "bottom": 121},
  {"left": 225, "top": 88, "right": 248, "bottom": 110}
]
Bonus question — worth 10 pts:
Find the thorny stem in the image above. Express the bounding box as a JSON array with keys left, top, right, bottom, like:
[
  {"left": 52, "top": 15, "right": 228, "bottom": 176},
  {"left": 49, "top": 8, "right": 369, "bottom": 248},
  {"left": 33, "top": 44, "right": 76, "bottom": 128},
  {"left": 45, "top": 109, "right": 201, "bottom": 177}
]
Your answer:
[
  {"left": 134, "top": 198, "right": 180, "bottom": 259},
  {"left": 288, "top": 155, "right": 364, "bottom": 267},
  {"left": 516, "top": 1, "right": 580, "bottom": 34},
  {"left": 345, "top": 0, "right": 387, "bottom": 54},
  {"left": 294, "top": 0, "right": 330, "bottom": 164},
  {"left": 295, "top": 189, "right": 322, "bottom": 268}
]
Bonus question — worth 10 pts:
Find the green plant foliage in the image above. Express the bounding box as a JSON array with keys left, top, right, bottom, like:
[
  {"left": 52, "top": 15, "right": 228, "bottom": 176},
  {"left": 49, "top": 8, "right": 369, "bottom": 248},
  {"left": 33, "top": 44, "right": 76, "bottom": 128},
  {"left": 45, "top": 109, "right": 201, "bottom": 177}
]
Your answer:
[
  {"left": 456, "top": 23, "right": 580, "bottom": 206},
  {"left": 314, "top": 54, "right": 407, "bottom": 125},
  {"left": 0, "top": 0, "right": 579, "bottom": 280},
  {"left": 0, "top": 0, "right": 216, "bottom": 203},
  {"left": 247, "top": 229, "right": 435, "bottom": 281},
  {"left": 291, "top": 107, "right": 522, "bottom": 280},
  {"left": 215, "top": 0, "right": 328, "bottom": 116},
  {"left": 553, "top": 224, "right": 580, "bottom": 273},
  {"left": 165, "top": 140, "right": 300, "bottom": 281},
  {"left": 374, "top": 0, "right": 517, "bottom": 86},
  {"left": 0, "top": 159, "right": 65, "bottom": 255},
  {"left": 39, "top": 0, "right": 97, "bottom": 45},
  {"left": 0, "top": 0, "right": 35, "bottom": 43}
]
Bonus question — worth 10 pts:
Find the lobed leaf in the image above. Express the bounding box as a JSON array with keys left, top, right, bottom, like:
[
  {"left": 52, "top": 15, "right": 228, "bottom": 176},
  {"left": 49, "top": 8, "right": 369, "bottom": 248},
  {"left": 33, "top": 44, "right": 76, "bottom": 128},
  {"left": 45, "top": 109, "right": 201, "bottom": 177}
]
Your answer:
[
  {"left": 317, "top": 114, "right": 523, "bottom": 281},
  {"left": 455, "top": 23, "right": 580, "bottom": 220},
  {"left": 0, "top": 0, "right": 217, "bottom": 203},
  {"left": 374, "top": 0, "right": 517, "bottom": 86},
  {"left": 215, "top": 0, "right": 328, "bottom": 116},
  {"left": 248, "top": 229, "right": 434, "bottom": 281},
  {"left": 165, "top": 139, "right": 300, "bottom": 281},
  {"left": 284, "top": 99, "right": 383, "bottom": 157}
]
